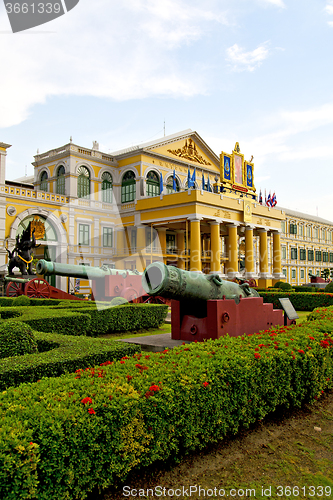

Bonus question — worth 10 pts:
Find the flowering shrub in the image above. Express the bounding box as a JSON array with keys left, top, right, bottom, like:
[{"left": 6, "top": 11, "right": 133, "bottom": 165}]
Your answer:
[{"left": 0, "top": 307, "right": 332, "bottom": 499}]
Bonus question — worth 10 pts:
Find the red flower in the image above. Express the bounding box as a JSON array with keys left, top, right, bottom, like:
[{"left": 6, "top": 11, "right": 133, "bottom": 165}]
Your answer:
[
  {"left": 88, "top": 408, "right": 96, "bottom": 415},
  {"left": 81, "top": 397, "right": 92, "bottom": 405},
  {"left": 126, "top": 375, "right": 133, "bottom": 381},
  {"left": 308, "top": 336, "right": 315, "bottom": 340},
  {"left": 298, "top": 350, "right": 305, "bottom": 354},
  {"left": 149, "top": 385, "right": 160, "bottom": 392},
  {"left": 254, "top": 353, "right": 261, "bottom": 359},
  {"left": 320, "top": 340, "right": 330, "bottom": 348},
  {"left": 203, "top": 382, "right": 209, "bottom": 387}
]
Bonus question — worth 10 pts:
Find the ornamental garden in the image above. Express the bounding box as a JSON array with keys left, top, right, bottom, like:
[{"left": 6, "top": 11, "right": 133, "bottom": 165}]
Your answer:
[{"left": 0, "top": 286, "right": 333, "bottom": 500}]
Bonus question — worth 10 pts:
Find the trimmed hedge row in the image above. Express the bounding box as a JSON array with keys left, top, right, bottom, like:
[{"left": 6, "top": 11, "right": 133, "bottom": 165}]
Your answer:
[
  {"left": 0, "top": 330, "right": 140, "bottom": 390},
  {"left": 69, "top": 303, "right": 169, "bottom": 336},
  {"left": 259, "top": 291, "right": 333, "bottom": 311},
  {"left": 0, "top": 303, "right": 168, "bottom": 336},
  {"left": 0, "top": 306, "right": 92, "bottom": 336},
  {"left": 0, "top": 297, "right": 64, "bottom": 307},
  {"left": 0, "top": 306, "right": 332, "bottom": 499}
]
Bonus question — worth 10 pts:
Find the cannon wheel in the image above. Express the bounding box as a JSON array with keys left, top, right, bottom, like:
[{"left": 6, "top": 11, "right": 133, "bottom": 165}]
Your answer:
[
  {"left": 25, "top": 278, "right": 51, "bottom": 298},
  {"left": 6, "top": 281, "right": 24, "bottom": 297}
]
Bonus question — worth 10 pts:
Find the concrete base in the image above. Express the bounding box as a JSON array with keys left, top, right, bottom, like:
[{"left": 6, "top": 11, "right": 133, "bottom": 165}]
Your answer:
[{"left": 117, "top": 333, "right": 191, "bottom": 352}]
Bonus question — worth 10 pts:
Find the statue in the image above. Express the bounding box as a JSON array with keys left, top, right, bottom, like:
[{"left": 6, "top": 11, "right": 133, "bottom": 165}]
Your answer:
[{"left": 7, "top": 223, "right": 38, "bottom": 276}]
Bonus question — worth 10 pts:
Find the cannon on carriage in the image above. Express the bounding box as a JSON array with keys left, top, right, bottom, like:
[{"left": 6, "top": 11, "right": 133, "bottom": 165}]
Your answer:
[
  {"left": 142, "top": 262, "right": 295, "bottom": 341},
  {"left": 4, "top": 275, "right": 83, "bottom": 300},
  {"left": 34, "top": 260, "right": 167, "bottom": 303}
]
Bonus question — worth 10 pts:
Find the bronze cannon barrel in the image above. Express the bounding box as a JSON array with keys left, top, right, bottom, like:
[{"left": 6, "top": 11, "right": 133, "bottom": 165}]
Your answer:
[
  {"left": 36, "top": 259, "right": 142, "bottom": 279},
  {"left": 142, "top": 262, "right": 259, "bottom": 305}
]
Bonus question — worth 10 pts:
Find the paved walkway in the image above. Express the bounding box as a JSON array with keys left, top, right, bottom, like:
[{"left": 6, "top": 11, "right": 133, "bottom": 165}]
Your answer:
[{"left": 117, "top": 333, "right": 191, "bottom": 352}]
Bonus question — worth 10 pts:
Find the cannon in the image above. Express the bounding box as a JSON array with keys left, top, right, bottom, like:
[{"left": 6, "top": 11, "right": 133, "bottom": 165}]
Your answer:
[
  {"left": 4, "top": 276, "right": 82, "bottom": 300},
  {"left": 142, "top": 262, "right": 295, "bottom": 341},
  {"left": 35, "top": 260, "right": 167, "bottom": 303}
]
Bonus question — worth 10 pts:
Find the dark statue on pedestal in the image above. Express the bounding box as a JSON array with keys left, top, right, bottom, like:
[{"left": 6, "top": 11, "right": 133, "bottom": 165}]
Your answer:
[{"left": 6, "top": 223, "right": 39, "bottom": 276}]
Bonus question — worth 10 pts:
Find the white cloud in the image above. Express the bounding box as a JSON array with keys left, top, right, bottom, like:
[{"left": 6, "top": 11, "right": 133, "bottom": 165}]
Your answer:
[
  {"left": 0, "top": 0, "right": 227, "bottom": 128},
  {"left": 325, "top": 1, "right": 333, "bottom": 25},
  {"left": 258, "top": 0, "right": 286, "bottom": 7},
  {"left": 226, "top": 42, "right": 270, "bottom": 72},
  {"left": 325, "top": 1, "right": 333, "bottom": 15}
]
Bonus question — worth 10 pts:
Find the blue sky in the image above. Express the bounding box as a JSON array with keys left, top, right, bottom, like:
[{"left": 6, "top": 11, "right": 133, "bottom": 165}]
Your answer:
[{"left": 1, "top": 0, "right": 333, "bottom": 221}]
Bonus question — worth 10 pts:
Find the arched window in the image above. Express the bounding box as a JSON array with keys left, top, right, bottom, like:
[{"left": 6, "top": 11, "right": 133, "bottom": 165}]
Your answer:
[
  {"left": 56, "top": 165, "right": 65, "bottom": 195},
  {"left": 166, "top": 176, "right": 180, "bottom": 194},
  {"left": 146, "top": 171, "right": 160, "bottom": 197},
  {"left": 101, "top": 172, "right": 113, "bottom": 203},
  {"left": 121, "top": 171, "right": 136, "bottom": 203},
  {"left": 17, "top": 215, "right": 57, "bottom": 242},
  {"left": 77, "top": 166, "right": 90, "bottom": 199},
  {"left": 40, "top": 171, "right": 48, "bottom": 192}
]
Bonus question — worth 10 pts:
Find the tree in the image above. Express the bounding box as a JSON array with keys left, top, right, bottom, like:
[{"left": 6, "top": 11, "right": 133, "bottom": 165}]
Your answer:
[{"left": 321, "top": 268, "right": 330, "bottom": 281}]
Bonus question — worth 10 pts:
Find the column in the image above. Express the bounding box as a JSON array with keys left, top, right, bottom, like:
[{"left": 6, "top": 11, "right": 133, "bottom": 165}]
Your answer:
[
  {"left": 115, "top": 227, "right": 124, "bottom": 269},
  {"left": 157, "top": 228, "right": 166, "bottom": 264},
  {"left": 189, "top": 217, "right": 202, "bottom": 272},
  {"left": 258, "top": 228, "right": 271, "bottom": 287},
  {"left": 210, "top": 222, "right": 221, "bottom": 274},
  {"left": 272, "top": 230, "right": 283, "bottom": 283},
  {"left": 136, "top": 225, "right": 146, "bottom": 272},
  {"left": 226, "top": 224, "right": 238, "bottom": 277},
  {"left": 244, "top": 226, "right": 255, "bottom": 277},
  {"left": 258, "top": 229, "right": 269, "bottom": 275},
  {"left": 176, "top": 230, "right": 185, "bottom": 270}
]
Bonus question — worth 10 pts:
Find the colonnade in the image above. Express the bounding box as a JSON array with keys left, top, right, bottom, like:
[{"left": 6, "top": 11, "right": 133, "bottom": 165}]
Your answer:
[
  {"left": 115, "top": 218, "right": 282, "bottom": 285},
  {"left": 169, "top": 219, "right": 283, "bottom": 286}
]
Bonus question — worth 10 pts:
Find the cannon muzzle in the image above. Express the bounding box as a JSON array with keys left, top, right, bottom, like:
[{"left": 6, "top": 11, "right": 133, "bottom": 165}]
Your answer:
[
  {"left": 142, "top": 262, "right": 259, "bottom": 305},
  {"left": 36, "top": 259, "right": 142, "bottom": 280}
]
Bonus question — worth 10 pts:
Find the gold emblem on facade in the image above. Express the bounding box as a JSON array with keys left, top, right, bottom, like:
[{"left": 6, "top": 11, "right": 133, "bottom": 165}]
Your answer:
[
  {"left": 244, "top": 201, "right": 252, "bottom": 223},
  {"left": 31, "top": 217, "right": 45, "bottom": 239},
  {"left": 167, "top": 139, "right": 211, "bottom": 165}
]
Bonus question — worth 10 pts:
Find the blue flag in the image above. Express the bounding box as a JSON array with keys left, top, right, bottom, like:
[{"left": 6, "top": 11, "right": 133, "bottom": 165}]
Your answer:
[
  {"left": 187, "top": 167, "right": 192, "bottom": 188},
  {"left": 160, "top": 173, "right": 163, "bottom": 194},
  {"left": 191, "top": 168, "right": 196, "bottom": 188},
  {"left": 207, "top": 175, "right": 211, "bottom": 192},
  {"left": 173, "top": 169, "right": 176, "bottom": 191},
  {"left": 202, "top": 172, "right": 205, "bottom": 190}
]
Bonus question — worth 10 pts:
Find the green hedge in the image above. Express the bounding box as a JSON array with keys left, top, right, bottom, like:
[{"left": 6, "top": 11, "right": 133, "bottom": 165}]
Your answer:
[
  {"left": 0, "top": 306, "right": 332, "bottom": 499},
  {"left": 78, "top": 303, "right": 168, "bottom": 336},
  {"left": 0, "top": 297, "right": 64, "bottom": 307},
  {"left": 259, "top": 291, "right": 333, "bottom": 311},
  {"left": 0, "top": 303, "right": 168, "bottom": 336},
  {"left": 0, "top": 307, "right": 92, "bottom": 336},
  {"left": 0, "top": 331, "right": 140, "bottom": 391}
]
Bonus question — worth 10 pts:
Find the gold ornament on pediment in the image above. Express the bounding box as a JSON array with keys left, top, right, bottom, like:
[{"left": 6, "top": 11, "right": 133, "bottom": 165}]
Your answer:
[
  {"left": 234, "top": 142, "right": 241, "bottom": 153},
  {"left": 31, "top": 217, "right": 45, "bottom": 239},
  {"left": 167, "top": 138, "right": 211, "bottom": 165}
]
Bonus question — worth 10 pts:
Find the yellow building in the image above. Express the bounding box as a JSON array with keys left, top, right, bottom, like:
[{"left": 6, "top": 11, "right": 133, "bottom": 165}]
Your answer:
[
  {"left": 1, "top": 130, "right": 332, "bottom": 294},
  {"left": 281, "top": 208, "right": 333, "bottom": 285}
]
